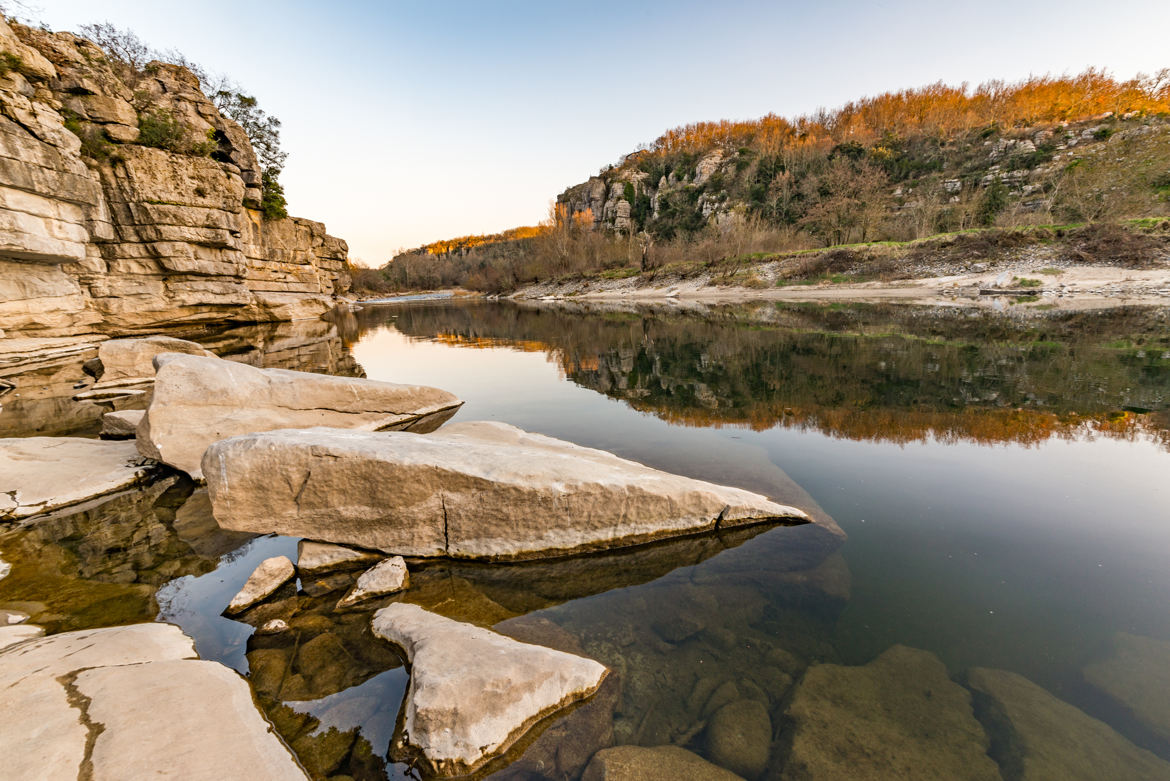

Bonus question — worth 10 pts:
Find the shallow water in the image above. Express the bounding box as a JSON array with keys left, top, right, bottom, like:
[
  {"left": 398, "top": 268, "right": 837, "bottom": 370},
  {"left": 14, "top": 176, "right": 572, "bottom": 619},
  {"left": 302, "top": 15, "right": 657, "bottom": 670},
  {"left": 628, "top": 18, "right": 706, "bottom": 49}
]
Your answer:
[{"left": 2, "top": 300, "right": 1169, "bottom": 779}]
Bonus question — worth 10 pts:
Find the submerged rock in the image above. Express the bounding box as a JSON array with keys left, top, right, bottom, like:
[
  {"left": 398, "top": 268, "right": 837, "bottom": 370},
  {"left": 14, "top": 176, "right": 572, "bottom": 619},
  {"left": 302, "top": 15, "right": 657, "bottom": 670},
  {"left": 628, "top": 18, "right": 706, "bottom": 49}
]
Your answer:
[
  {"left": 100, "top": 409, "right": 145, "bottom": 439},
  {"left": 138, "top": 354, "right": 463, "bottom": 479},
  {"left": 297, "top": 539, "right": 382, "bottom": 576},
  {"left": 336, "top": 556, "right": 409, "bottom": 609},
  {"left": 583, "top": 745, "right": 745, "bottom": 781},
  {"left": 777, "top": 646, "right": 999, "bottom": 780},
  {"left": 204, "top": 422, "right": 809, "bottom": 560},
  {"left": 96, "top": 335, "right": 215, "bottom": 384},
  {"left": 0, "top": 623, "right": 305, "bottom": 780},
  {"left": 226, "top": 556, "right": 296, "bottom": 615},
  {"left": 1083, "top": 632, "right": 1170, "bottom": 745},
  {"left": 371, "top": 602, "right": 608, "bottom": 777},
  {"left": 965, "top": 667, "right": 1170, "bottom": 780},
  {"left": 0, "top": 437, "right": 155, "bottom": 521},
  {"left": 706, "top": 699, "right": 772, "bottom": 778}
]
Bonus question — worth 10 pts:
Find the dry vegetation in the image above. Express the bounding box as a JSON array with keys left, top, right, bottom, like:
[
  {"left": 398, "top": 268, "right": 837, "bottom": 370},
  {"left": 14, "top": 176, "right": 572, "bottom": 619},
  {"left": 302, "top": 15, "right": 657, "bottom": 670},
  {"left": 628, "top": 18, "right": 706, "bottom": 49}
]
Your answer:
[{"left": 353, "top": 69, "right": 1170, "bottom": 295}]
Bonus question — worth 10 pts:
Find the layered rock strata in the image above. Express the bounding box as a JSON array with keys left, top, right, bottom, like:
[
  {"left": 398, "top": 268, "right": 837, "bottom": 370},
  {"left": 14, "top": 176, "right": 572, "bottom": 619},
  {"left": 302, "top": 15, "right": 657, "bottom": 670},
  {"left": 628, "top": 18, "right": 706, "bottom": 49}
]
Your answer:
[
  {"left": 0, "top": 17, "right": 348, "bottom": 339},
  {"left": 203, "top": 421, "right": 810, "bottom": 560},
  {"left": 138, "top": 353, "right": 463, "bottom": 479}
]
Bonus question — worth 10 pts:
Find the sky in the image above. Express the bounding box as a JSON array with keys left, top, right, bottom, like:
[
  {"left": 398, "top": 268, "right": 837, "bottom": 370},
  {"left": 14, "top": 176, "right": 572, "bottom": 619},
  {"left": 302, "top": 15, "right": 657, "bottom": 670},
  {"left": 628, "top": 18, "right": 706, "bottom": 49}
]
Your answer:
[{"left": 33, "top": 0, "right": 1170, "bottom": 265}]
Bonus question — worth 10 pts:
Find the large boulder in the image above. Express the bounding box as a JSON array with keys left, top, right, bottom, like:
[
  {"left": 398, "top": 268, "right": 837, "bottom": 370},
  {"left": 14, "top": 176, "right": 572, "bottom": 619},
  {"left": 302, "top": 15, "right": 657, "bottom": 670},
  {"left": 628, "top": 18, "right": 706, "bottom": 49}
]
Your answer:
[
  {"left": 95, "top": 335, "right": 215, "bottom": 383},
  {"left": 0, "top": 437, "right": 155, "bottom": 521},
  {"left": 0, "top": 623, "right": 306, "bottom": 780},
  {"left": 138, "top": 354, "right": 463, "bottom": 479},
  {"left": 965, "top": 667, "right": 1170, "bottom": 780},
  {"left": 776, "top": 646, "right": 1000, "bottom": 780},
  {"left": 371, "top": 603, "right": 608, "bottom": 777},
  {"left": 204, "top": 421, "right": 810, "bottom": 560}
]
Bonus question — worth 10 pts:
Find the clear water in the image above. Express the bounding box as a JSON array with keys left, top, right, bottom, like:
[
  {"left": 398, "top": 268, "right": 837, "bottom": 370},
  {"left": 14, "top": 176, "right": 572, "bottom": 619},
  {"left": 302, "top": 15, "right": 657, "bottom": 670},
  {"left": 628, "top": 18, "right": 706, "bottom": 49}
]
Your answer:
[{"left": 2, "top": 300, "right": 1169, "bottom": 779}]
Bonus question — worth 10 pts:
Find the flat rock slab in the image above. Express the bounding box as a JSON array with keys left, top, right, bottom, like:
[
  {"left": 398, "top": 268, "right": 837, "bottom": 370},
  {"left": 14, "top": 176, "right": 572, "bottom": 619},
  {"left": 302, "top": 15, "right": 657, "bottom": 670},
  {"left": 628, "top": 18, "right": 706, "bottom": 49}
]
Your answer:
[
  {"left": 372, "top": 602, "right": 608, "bottom": 777},
  {"left": 0, "top": 624, "right": 197, "bottom": 780},
  {"left": 0, "top": 437, "right": 155, "bottom": 521},
  {"left": 966, "top": 667, "right": 1170, "bottom": 780},
  {"left": 97, "top": 335, "right": 214, "bottom": 383},
  {"left": 205, "top": 421, "right": 809, "bottom": 560},
  {"left": 0, "top": 623, "right": 305, "bottom": 780},
  {"left": 226, "top": 555, "right": 296, "bottom": 615},
  {"left": 100, "top": 408, "right": 145, "bottom": 439},
  {"left": 139, "top": 353, "right": 463, "bottom": 479},
  {"left": 78, "top": 658, "right": 307, "bottom": 781},
  {"left": 1083, "top": 632, "right": 1170, "bottom": 744},
  {"left": 779, "top": 645, "right": 1000, "bottom": 780},
  {"left": 583, "top": 745, "right": 745, "bottom": 781},
  {"left": 337, "top": 556, "right": 409, "bottom": 609},
  {"left": 297, "top": 539, "right": 383, "bottom": 576}
]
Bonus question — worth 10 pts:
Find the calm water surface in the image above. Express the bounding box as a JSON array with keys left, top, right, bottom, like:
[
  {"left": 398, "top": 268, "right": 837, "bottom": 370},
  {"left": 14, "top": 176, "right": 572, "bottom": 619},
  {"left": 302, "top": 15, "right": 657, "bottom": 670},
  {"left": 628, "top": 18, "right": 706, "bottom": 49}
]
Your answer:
[{"left": 2, "top": 300, "right": 1169, "bottom": 779}]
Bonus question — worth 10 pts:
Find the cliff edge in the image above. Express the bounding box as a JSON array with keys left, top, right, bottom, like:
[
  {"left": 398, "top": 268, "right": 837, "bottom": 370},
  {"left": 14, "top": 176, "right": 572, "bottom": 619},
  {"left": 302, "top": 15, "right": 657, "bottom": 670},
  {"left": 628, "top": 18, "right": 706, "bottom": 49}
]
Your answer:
[{"left": 0, "top": 17, "right": 349, "bottom": 338}]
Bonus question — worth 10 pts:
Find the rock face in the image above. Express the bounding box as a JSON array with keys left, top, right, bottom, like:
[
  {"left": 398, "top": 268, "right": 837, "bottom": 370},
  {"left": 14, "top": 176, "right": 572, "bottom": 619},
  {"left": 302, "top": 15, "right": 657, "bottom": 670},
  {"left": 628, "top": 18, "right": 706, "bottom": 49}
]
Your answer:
[
  {"left": 0, "top": 436, "right": 154, "bottom": 520},
  {"left": 0, "top": 17, "right": 349, "bottom": 339},
  {"left": 204, "top": 421, "right": 809, "bottom": 560},
  {"left": 96, "top": 335, "right": 214, "bottom": 382},
  {"left": 100, "top": 408, "right": 144, "bottom": 438},
  {"left": 371, "top": 603, "right": 608, "bottom": 777},
  {"left": 0, "top": 623, "right": 306, "bottom": 780},
  {"left": 139, "top": 354, "right": 464, "bottom": 479},
  {"left": 777, "top": 646, "right": 1000, "bottom": 780},
  {"left": 1083, "top": 632, "right": 1170, "bottom": 744},
  {"left": 965, "top": 667, "right": 1170, "bottom": 780},
  {"left": 336, "top": 556, "right": 409, "bottom": 608},
  {"left": 226, "top": 555, "right": 296, "bottom": 614},
  {"left": 297, "top": 539, "right": 382, "bottom": 576},
  {"left": 583, "top": 745, "right": 746, "bottom": 781}
]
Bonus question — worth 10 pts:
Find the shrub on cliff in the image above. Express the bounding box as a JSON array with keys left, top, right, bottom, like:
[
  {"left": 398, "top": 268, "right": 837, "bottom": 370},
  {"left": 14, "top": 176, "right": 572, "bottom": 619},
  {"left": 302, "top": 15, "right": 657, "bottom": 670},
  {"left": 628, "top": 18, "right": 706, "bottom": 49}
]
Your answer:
[
  {"left": 213, "top": 90, "right": 288, "bottom": 219},
  {"left": 77, "top": 22, "right": 289, "bottom": 218}
]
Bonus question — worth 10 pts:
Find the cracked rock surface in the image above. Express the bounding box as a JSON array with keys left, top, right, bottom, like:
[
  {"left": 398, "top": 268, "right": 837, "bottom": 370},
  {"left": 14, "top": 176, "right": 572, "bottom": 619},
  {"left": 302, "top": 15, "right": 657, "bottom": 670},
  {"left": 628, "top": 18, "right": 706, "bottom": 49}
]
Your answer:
[
  {"left": 205, "top": 421, "right": 809, "bottom": 560},
  {"left": 372, "top": 603, "right": 608, "bottom": 777},
  {"left": 0, "top": 623, "right": 306, "bottom": 780},
  {"left": 139, "top": 353, "right": 463, "bottom": 479},
  {"left": 0, "top": 436, "right": 155, "bottom": 521}
]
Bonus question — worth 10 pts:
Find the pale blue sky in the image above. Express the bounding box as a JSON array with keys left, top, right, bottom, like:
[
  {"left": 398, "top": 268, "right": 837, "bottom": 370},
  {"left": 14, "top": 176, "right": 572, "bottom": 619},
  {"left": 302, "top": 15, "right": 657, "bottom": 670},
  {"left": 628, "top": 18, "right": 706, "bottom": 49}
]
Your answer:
[{"left": 34, "top": 0, "right": 1170, "bottom": 264}]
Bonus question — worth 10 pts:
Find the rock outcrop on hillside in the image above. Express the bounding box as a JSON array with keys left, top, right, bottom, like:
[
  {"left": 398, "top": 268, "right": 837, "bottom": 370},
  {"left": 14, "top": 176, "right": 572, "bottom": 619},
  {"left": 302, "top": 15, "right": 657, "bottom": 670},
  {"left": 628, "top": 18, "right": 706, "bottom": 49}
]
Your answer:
[{"left": 0, "top": 16, "right": 349, "bottom": 338}]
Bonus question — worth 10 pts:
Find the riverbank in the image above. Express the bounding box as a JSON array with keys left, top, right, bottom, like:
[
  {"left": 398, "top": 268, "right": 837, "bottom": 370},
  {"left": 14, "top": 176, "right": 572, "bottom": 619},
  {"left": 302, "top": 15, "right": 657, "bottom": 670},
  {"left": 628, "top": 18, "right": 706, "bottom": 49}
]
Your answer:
[{"left": 511, "top": 263, "right": 1170, "bottom": 311}]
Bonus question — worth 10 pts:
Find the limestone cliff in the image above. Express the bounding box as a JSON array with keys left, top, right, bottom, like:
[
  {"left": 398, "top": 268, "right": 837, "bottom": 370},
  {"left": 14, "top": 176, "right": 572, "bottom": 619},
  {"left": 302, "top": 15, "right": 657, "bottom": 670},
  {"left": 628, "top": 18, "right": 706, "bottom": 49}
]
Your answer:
[{"left": 0, "top": 17, "right": 349, "bottom": 338}]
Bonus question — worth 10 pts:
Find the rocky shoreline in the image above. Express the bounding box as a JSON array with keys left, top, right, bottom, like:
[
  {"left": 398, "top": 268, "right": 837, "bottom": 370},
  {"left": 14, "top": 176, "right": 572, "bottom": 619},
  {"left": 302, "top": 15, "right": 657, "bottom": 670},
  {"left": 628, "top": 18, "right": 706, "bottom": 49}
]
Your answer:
[
  {"left": 0, "top": 334, "right": 825, "bottom": 776},
  {"left": 511, "top": 262, "right": 1170, "bottom": 311}
]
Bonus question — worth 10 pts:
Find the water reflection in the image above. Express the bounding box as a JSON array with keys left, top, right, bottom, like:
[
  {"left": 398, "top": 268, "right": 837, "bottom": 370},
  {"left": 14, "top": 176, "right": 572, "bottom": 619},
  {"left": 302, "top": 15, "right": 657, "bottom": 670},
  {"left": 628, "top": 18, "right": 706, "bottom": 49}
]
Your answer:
[
  {"left": 3, "top": 300, "right": 1170, "bottom": 779},
  {"left": 0, "top": 318, "right": 363, "bottom": 439},
  {"left": 382, "top": 300, "right": 1170, "bottom": 449}
]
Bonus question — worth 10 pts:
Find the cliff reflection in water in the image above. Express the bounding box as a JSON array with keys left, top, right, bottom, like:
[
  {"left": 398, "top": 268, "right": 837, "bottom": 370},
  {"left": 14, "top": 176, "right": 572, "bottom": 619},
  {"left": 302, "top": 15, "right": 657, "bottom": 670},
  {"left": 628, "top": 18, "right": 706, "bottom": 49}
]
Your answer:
[
  {"left": 379, "top": 300, "right": 1170, "bottom": 449},
  {"left": 0, "top": 317, "right": 364, "bottom": 439}
]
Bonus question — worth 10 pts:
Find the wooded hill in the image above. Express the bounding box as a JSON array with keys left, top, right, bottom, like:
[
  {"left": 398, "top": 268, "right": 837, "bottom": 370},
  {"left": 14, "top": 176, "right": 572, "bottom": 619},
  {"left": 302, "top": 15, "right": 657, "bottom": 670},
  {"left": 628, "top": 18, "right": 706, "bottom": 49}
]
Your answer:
[{"left": 356, "top": 69, "right": 1170, "bottom": 294}]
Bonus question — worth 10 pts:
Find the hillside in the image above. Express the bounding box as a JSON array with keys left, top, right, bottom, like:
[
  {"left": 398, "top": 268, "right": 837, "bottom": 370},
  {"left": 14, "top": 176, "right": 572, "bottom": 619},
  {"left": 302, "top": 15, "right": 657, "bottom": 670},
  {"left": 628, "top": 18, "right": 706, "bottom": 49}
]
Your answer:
[{"left": 361, "top": 70, "right": 1170, "bottom": 295}]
